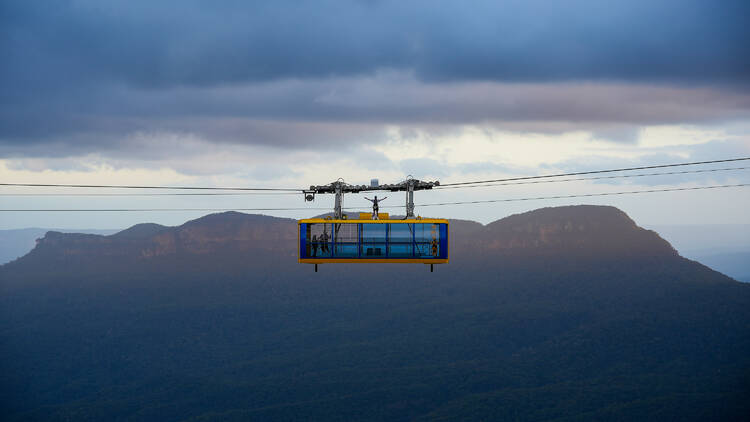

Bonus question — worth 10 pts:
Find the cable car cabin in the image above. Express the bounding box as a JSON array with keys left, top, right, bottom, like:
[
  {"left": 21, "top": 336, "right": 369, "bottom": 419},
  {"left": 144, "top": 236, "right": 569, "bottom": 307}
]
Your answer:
[{"left": 298, "top": 213, "right": 449, "bottom": 266}]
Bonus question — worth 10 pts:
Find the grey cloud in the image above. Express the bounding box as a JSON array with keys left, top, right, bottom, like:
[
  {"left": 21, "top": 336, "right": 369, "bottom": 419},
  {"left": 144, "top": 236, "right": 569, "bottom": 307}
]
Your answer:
[
  {"left": 455, "top": 162, "right": 519, "bottom": 175},
  {"left": 397, "top": 158, "right": 448, "bottom": 179},
  {"left": 2, "top": 0, "right": 750, "bottom": 158},
  {"left": 3, "top": 75, "right": 748, "bottom": 158},
  {"left": 684, "top": 138, "right": 750, "bottom": 161},
  {"left": 2, "top": 0, "right": 748, "bottom": 95},
  {"left": 591, "top": 127, "right": 642, "bottom": 144}
]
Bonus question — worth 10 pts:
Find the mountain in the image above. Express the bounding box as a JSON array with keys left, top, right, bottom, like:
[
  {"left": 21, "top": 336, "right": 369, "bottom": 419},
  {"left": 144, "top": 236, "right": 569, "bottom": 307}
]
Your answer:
[
  {"left": 1, "top": 206, "right": 748, "bottom": 421},
  {"left": 463, "top": 205, "right": 676, "bottom": 259},
  {"left": 1, "top": 206, "right": 677, "bottom": 271},
  {"left": 2, "top": 213, "right": 297, "bottom": 274},
  {"left": 0, "top": 228, "right": 118, "bottom": 265}
]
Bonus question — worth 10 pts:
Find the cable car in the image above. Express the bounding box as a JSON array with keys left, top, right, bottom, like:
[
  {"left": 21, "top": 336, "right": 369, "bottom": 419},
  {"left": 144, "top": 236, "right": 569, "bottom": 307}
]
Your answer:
[
  {"left": 299, "top": 212, "right": 448, "bottom": 269},
  {"left": 298, "top": 178, "right": 448, "bottom": 271}
]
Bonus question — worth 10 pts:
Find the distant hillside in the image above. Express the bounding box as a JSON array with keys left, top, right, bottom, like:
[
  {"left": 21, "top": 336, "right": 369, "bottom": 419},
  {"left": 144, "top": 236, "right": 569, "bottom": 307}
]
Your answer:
[
  {"left": 465, "top": 205, "right": 676, "bottom": 259},
  {"left": 0, "top": 228, "right": 118, "bottom": 265},
  {"left": 3, "top": 209, "right": 745, "bottom": 281},
  {"left": 1, "top": 206, "right": 684, "bottom": 273},
  {"left": 1, "top": 206, "right": 748, "bottom": 421}
]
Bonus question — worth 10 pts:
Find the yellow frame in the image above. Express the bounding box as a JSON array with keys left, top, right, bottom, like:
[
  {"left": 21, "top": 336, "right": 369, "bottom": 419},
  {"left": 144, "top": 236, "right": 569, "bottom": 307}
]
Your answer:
[{"left": 297, "top": 218, "right": 449, "bottom": 264}]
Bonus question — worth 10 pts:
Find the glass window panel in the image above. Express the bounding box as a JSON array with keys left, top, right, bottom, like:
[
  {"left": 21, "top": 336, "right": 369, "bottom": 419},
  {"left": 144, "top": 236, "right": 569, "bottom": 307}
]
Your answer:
[
  {"left": 389, "top": 223, "right": 413, "bottom": 243},
  {"left": 388, "top": 223, "right": 413, "bottom": 258},
  {"left": 362, "top": 223, "right": 386, "bottom": 257},
  {"left": 388, "top": 243, "right": 413, "bottom": 258},
  {"left": 332, "top": 223, "right": 358, "bottom": 258},
  {"left": 334, "top": 243, "right": 359, "bottom": 257},
  {"left": 361, "top": 224, "right": 386, "bottom": 243},
  {"left": 414, "top": 223, "right": 440, "bottom": 243},
  {"left": 414, "top": 223, "right": 440, "bottom": 258},
  {"left": 414, "top": 242, "right": 433, "bottom": 258},
  {"left": 306, "top": 223, "right": 332, "bottom": 258},
  {"left": 334, "top": 223, "right": 358, "bottom": 243}
]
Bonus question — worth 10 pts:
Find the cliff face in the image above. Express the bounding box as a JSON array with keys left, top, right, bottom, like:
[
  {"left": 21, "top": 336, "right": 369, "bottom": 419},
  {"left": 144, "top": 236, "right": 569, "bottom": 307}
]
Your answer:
[
  {"left": 136, "top": 213, "right": 298, "bottom": 257},
  {"left": 12, "top": 212, "right": 297, "bottom": 272},
  {"left": 472, "top": 205, "right": 676, "bottom": 258}
]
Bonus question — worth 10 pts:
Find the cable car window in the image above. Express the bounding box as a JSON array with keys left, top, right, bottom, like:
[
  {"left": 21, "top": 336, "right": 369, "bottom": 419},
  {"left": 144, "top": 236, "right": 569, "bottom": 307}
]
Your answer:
[
  {"left": 334, "top": 223, "right": 358, "bottom": 257},
  {"left": 306, "top": 223, "right": 332, "bottom": 258},
  {"left": 414, "top": 223, "right": 440, "bottom": 258},
  {"left": 388, "top": 223, "right": 413, "bottom": 257},
  {"left": 299, "top": 220, "right": 447, "bottom": 263},
  {"left": 361, "top": 223, "right": 386, "bottom": 257}
]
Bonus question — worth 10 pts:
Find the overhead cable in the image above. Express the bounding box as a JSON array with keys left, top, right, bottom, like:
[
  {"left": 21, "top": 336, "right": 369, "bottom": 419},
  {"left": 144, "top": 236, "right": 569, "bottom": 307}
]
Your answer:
[
  {"left": 439, "top": 157, "right": 750, "bottom": 187},
  {"left": 0, "top": 192, "right": 299, "bottom": 197},
  {"left": 0, "top": 207, "right": 331, "bottom": 212},
  {"left": 2, "top": 157, "right": 749, "bottom": 193},
  {"left": 415, "top": 183, "right": 750, "bottom": 207},
  {"left": 2, "top": 184, "right": 747, "bottom": 212},
  {"left": 0, "top": 183, "right": 300, "bottom": 191},
  {"left": 435, "top": 166, "right": 749, "bottom": 189}
]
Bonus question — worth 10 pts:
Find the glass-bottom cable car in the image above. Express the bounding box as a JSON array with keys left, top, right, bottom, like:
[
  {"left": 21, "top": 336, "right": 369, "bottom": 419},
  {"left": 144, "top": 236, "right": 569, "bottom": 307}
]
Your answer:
[{"left": 298, "top": 213, "right": 449, "bottom": 269}]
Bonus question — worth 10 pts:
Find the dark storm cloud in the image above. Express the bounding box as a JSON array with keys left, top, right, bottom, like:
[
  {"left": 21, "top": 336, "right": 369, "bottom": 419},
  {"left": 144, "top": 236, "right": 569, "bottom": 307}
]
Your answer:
[
  {"left": 1, "top": 0, "right": 749, "bottom": 156},
  {"left": 3, "top": 0, "right": 748, "bottom": 91}
]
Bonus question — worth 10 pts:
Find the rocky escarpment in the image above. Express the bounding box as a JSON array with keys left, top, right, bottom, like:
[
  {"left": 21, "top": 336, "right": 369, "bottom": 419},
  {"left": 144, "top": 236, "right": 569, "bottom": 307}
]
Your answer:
[
  {"left": 12, "top": 213, "right": 297, "bottom": 271},
  {"left": 6, "top": 206, "right": 680, "bottom": 273},
  {"left": 463, "top": 205, "right": 677, "bottom": 258}
]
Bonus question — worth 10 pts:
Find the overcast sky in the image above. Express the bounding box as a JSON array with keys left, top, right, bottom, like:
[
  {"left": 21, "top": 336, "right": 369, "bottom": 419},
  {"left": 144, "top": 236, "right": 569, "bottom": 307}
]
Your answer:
[{"left": 1, "top": 0, "right": 749, "bottom": 229}]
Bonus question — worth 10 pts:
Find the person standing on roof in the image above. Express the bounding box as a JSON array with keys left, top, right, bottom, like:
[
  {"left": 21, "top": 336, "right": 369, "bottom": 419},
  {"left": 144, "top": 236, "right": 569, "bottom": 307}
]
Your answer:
[{"left": 364, "top": 195, "right": 387, "bottom": 220}]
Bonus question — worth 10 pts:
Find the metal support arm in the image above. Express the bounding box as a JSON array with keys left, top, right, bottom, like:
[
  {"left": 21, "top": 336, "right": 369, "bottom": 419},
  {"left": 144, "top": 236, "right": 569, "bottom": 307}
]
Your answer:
[
  {"left": 307, "top": 178, "right": 439, "bottom": 219},
  {"left": 406, "top": 181, "right": 415, "bottom": 217}
]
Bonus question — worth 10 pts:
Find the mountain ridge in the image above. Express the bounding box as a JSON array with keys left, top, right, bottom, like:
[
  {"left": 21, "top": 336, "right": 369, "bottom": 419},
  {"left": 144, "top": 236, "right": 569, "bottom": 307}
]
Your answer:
[{"left": 0, "top": 205, "right": 707, "bottom": 276}]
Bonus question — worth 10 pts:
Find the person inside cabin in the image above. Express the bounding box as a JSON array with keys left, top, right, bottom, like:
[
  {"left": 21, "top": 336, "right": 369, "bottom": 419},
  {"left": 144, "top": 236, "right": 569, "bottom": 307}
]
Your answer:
[
  {"left": 320, "top": 231, "right": 330, "bottom": 254},
  {"left": 364, "top": 195, "right": 387, "bottom": 219},
  {"left": 311, "top": 234, "right": 318, "bottom": 257}
]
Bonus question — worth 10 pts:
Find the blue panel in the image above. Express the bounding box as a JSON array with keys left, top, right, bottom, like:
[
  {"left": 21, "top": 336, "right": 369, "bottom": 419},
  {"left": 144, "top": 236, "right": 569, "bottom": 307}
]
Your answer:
[
  {"left": 334, "top": 243, "right": 358, "bottom": 257},
  {"left": 389, "top": 223, "right": 413, "bottom": 242},
  {"left": 299, "top": 223, "right": 307, "bottom": 258},
  {"left": 388, "top": 243, "right": 413, "bottom": 257},
  {"left": 385, "top": 224, "right": 389, "bottom": 257},
  {"left": 332, "top": 223, "right": 358, "bottom": 258},
  {"left": 388, "top": 223, "right": 414, "bottom": 257},
  {"left": 362, "top": 224, "right": 386, "bottom": 242},
  {"left": 411, "top": 224, "right": 417, "bottom": 258},
  {"left": 361, "top": 224, "right": 386, "bottom": 257},
  {"left": 440, "top": 224, "right": 448, "bottom": 258}
]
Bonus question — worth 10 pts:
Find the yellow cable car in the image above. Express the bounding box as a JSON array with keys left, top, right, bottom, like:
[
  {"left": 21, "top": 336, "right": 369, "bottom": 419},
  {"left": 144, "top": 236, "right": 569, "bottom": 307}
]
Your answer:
[
  {"left": 299, "top": 212, "right": 449, "bottom": 264},
  {"left": 299, "top": 179, "right": 448, "bottom": 271}
]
